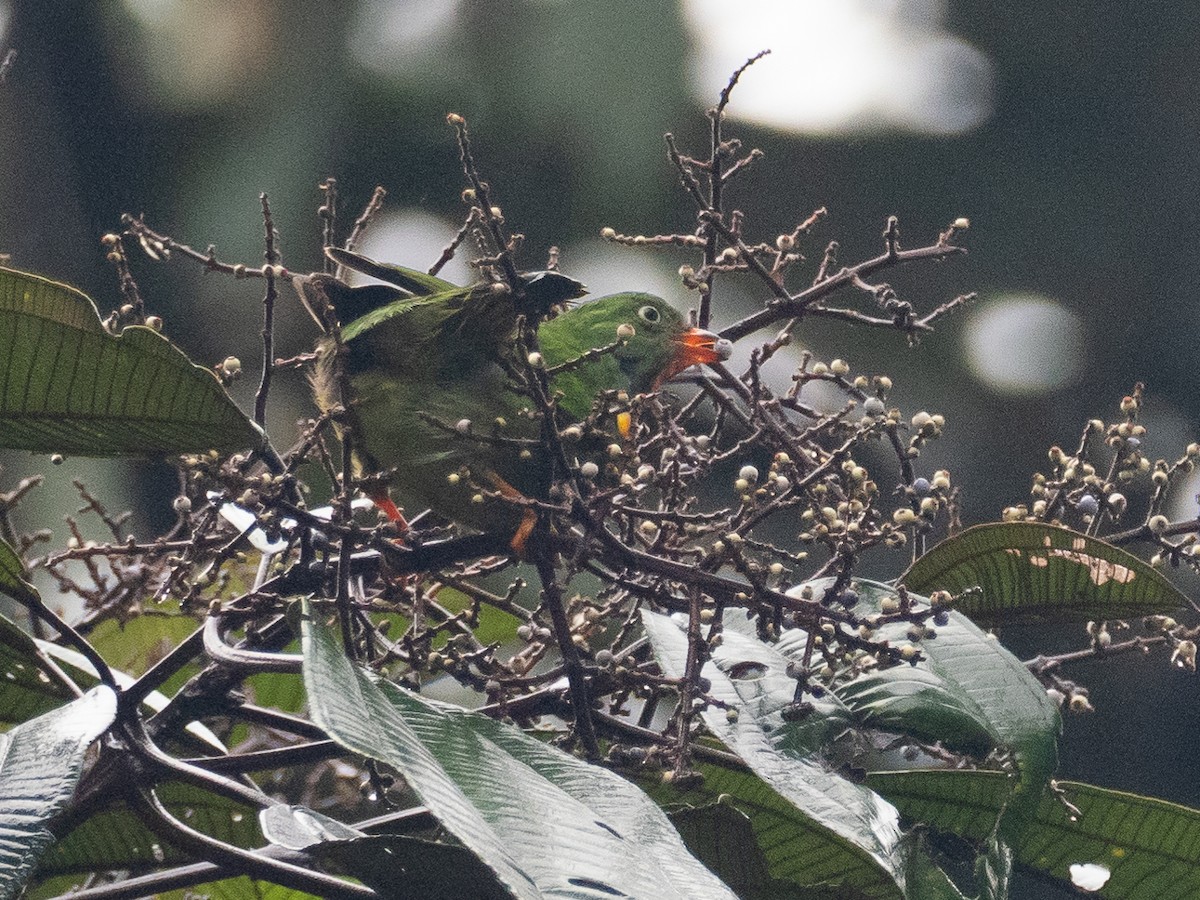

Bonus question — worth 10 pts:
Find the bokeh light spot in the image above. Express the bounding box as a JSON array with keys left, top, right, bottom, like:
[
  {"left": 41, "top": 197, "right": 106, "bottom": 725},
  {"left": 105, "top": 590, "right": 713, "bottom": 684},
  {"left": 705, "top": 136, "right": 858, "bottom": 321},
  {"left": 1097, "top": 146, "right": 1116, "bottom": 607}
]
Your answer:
[
  {"left": 121, "top": 0, "right": 273, "bottom": 108},
  {"left": 683, "top": 0, "right": 993, "bottom": 135},
  {"left": 964, "top": 295, "right": 1085, "bottom": 395},
  {"left": 348, "top": 0, "right": 462, "bottom": 78}
]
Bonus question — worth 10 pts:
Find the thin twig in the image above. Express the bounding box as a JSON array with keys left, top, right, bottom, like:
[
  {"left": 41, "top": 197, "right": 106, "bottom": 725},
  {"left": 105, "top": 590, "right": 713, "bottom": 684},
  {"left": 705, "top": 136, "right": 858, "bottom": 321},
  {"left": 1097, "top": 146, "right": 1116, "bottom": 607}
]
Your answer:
[
  {"left": 720, "top": 239, "right": 967, "bottom": 342},
  {"left": 447, "top": 115, "right": 521, "bottom": 288},
  {"left": 532, "top": 541, "right": 599, "bottom": 758},
  {"left": 343, "top": 185, "right": 387, "bottom": 258},
  {"left": 255, "top": 193, "right": 279, "bottom": 428},
  {"left": 319, "top": 178, "right": 338, "bottom": 274},
  {"left": 431, "top": 206, "right": 481, "bottom": 277},
  {"left": 121, "top": 214, "right": 278, "bottom": 279}
]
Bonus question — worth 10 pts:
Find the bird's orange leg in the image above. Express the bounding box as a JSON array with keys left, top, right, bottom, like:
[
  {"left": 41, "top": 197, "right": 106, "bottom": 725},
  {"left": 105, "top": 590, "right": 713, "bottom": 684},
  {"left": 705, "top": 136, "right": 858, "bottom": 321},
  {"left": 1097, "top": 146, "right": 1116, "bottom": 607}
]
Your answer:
[
  {"left": 510, "top": 510, "right": 538, "bottom": 557},
  {"left": 487, "top": 473, "right": 538, "bottom": 557}
]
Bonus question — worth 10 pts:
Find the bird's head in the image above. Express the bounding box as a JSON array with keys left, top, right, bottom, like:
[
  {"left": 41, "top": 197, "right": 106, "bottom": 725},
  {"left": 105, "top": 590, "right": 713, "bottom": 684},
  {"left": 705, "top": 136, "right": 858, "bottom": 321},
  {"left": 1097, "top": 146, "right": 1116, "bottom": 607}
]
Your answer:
[{"left": 571, "top": 293, "right": 732, "bottom": 392}]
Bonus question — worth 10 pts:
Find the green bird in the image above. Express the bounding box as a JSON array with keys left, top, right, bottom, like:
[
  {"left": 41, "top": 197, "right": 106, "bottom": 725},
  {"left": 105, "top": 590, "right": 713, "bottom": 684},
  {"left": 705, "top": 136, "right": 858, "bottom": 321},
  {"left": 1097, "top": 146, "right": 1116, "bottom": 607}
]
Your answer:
[{"left": 296, "top": 248, "right": 730, "bottom": 553}]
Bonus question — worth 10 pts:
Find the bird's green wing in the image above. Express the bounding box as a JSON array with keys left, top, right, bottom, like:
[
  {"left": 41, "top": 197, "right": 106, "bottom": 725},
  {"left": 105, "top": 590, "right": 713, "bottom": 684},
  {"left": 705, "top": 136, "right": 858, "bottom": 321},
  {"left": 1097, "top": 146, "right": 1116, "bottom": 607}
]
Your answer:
[
  {"left": 295, "top": 265, "right": 477, "bottom": 347},
  {"left": 326, "top": 247, "right": 458, "bottom": 296},
  {"left": 344, "top": 274, "right": 587, "bottom": 379},
  {"left": 342, "top": 284, "right": 476, "bottom": 343}
]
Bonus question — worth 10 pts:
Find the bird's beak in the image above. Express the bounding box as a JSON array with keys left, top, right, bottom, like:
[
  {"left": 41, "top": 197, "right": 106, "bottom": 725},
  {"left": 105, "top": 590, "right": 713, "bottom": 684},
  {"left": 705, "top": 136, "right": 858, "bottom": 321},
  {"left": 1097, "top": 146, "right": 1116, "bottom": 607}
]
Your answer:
[{"left": 662, "top": 327, "right": 734, "bottom": 381}]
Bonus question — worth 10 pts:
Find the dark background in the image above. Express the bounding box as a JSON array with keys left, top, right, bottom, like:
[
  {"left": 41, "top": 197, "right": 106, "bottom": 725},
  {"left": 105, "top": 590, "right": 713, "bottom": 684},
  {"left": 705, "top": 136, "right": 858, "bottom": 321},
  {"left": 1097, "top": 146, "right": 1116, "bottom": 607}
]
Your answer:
[{"left": 2, "top": 4, "right": 1196, "bottom": 895}]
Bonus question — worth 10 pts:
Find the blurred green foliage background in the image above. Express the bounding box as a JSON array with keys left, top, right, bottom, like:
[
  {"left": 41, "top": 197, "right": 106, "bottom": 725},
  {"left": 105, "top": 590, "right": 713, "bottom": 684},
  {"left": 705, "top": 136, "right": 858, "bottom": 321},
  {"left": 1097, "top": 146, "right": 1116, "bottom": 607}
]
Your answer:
[{"left": 2, "top": 3, "right": 1198, "bottom": 890}]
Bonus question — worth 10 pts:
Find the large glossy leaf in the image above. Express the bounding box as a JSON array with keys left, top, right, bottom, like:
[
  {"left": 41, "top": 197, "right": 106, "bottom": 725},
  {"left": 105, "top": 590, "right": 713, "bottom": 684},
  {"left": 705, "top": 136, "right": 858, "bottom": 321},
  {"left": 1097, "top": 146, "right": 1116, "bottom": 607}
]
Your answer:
[
  {"left": 870, "top": 769, "right": 1200, "bottom": 899},
  {"left": 0, "top": 685, "right": 116, "bottom": 900},
  {"left": 902, "top": 523, "right": 1187, "bottom": 624},
  {"left": 0, "top": 266, "right": 261, "bottom": 454},
  {"left": 828, "top": 580, "right": 1060, "bottom": 830},
  {"left": 641, "top": 609, "right": 910, "bottom": 899},
  {"left": 301, "top": 600, "right": 736, "bottom": 900}
]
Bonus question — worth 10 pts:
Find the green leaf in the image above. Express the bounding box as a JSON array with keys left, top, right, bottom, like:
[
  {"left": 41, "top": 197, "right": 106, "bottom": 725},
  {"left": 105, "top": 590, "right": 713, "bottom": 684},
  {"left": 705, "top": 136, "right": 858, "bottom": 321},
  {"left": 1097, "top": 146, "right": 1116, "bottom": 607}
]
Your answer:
[
  {"left": 905, "top": 844, "right": 975, "bottom": 900},
  {"left": 901, "top": 523, "right": 1186, "bottom": 624},
  {"left": 975, "top": 834, "right": 1013, "bottom": 900},
  {"left": 867, "top": 770, "right": 1014, "bottom": 844},
  {"left": 652, "top": 759, "right": 969, "bottom": 900},
  {"left": 245, "top": 669, "right": 308, "bottom": 715},
  {"left": 87, "top": 601, "right": 201, "bottom": 679},
  {"left": 0, "top": 266, "right": 261, "bottom": 455},
  {"left": 0, "top": 536, "right": 37, "bottom": 605},
  {"left": 36, "top": 781, "right": 261, "bottom": 876},
  {"left": 641, "top": 609, "right": 909, "bottom": 899},
  {"left": 1019, "top": 781, "right": 1200, "bottom": 899},
  {"left": 0, "top": 686, "right": 116, "bottom": 900},
  {"left": 154, "top": 878, "right": 320, "bottom": 900},
  {"left": 260, "top": 804, "right": 511, "bottom": 899},
  {"left": 871, "top": 770, "right": 1200, "bottom": 899},
  {"left": 668, "top": 799, "right": 834, "bottom": 899},
  {"left": 834, "top": 665, "right": 997, "bottom": 760},
  {"left": 650, "top": 762, "right": 878, "bottom": 900},
  {"left": 436, "top": 587, "right": 523, "bottom": 646},
  {"left": 0, "top": 613, "right": 79, "bottom": 726},
  {"left": 300, "top": 600, "right": 736, "bottom": 900}
]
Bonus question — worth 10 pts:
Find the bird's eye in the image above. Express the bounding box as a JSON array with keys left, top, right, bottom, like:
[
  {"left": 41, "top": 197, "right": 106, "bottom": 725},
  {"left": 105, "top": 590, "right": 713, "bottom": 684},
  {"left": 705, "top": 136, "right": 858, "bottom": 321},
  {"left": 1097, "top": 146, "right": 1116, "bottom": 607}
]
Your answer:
[{"left": 638, "top": 305, "right": 661, "bottom": 323}]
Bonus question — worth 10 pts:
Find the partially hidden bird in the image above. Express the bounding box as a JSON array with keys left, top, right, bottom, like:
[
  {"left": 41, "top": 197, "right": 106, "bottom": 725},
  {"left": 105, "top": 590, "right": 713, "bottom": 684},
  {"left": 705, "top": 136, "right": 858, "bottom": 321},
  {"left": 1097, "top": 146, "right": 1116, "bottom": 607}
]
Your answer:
[{"left": 295, "top": 247, "right": 731, "bottom": 554}]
